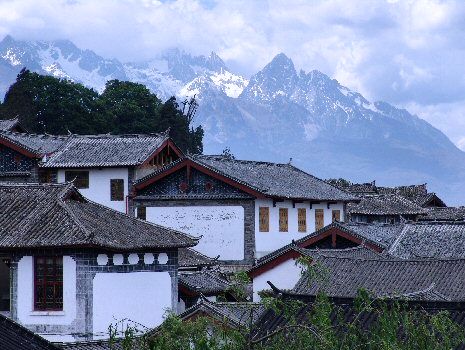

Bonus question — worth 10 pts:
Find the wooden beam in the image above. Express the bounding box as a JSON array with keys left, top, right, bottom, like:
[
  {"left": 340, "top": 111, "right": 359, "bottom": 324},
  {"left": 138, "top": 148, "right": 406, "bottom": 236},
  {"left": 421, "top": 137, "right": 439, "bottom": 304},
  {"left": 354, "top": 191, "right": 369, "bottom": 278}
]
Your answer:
[
  {"left": 135, "top": 159, "right": 266, "bottom": 198},
  {"left": 248, "top": 249, "right": 303, "bottom": 278},
  {"left": 327, "top": 201, "right": 337, "bottom": 209},
  {"left": 310, "top": 201, "right": 320, "bottom": 209},
  {"left": 0, "top": 137, "right": 40, "bottom": 159}
]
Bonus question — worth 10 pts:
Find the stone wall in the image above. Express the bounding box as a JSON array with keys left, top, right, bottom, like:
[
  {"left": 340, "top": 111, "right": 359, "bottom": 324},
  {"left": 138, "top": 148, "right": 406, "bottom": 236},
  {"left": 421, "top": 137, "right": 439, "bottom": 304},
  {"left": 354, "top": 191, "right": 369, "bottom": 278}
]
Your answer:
[
  {"left": 9, "top": 248, "right": 178, "bottom": 342},
  {"left": 135, "top": 199, "right": 255, "bottom": 266}
]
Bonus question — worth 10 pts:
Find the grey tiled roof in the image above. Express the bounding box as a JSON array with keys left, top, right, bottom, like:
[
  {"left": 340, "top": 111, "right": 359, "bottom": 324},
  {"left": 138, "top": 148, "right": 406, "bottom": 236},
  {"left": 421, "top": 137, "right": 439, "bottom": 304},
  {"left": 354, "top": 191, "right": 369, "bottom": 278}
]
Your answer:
[
  {"left": 178, "top": 248, "right": 216, "bottom": 268},
  {"left": 0, "top": 313, "right": 58, "bottom": 350},
  {"left": 250, "top": 222, "right": 402, "bottom": 274},
  {"left": 305, "top": 247, "right": 389, "bottom": 259},
  {"left": 59, "top": 341, "right": 123, "bottom": 350},
  {"left": 0, "top": 183, "right": 197, "bottom": 250},
  {"left": 250, "top": 243, "right": 390, "bottom": 277},
  {"left": 419, "top": 207, "right": 465, "bottom": 222},
  {"left": 179, "top": 270, "right": 231, "bottom": 295},
  {"left": 347, "top": 194, "right": 426, "bottom": 216},
  {"left": 293, "top": 255, "right": 465, "bottom": 301},
  {"left": 194, "top": 155, "right": 358, "bottom": 201},
  {"left": 334, "top": 180, "right": 446, "bottom": 208},
  {"left": 0, "top": 118, "right": 21, "bottom": 132},
  {"left": 178, "top": 298, "right": 265, "bottom": 327},
  {"left": 136, "top": 155, "right": 357, "bottom": 201},
  {"left": 296, "top": 221, "right": 405, "bottom": 249},
  {"left": 42, "top": 133, "right": 169, "bottom": 168},
  {"left": 0, "top": 131, "right": 68, "bottom": 155},
  {"left": 340, "top": 222, "right": 405, "bottom": 248},
  {"left": 388, "top": 222, "right": 465, "bottom": 259}
]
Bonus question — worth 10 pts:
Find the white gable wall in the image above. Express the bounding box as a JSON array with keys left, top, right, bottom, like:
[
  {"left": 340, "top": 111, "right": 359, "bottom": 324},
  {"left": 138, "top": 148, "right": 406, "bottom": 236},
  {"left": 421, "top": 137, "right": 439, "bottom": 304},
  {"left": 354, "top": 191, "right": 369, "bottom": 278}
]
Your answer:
[
  {"left": 255, "top": 199, "right": 344, "bottom": 257},
  {"left": 92, "top": 271, "right": 172, "bottom": 337},
  {"left": 252, "top": 258, "right": 302, "bottom": 302},
  {"left": 57, "top": 168, "right": 128, "bottom": 213},
  {"left": 17, "top": 256, "right": 77, "bottom": 326},
  {"left": 146, "top": 206, "right": 245, "bottom": 260}
]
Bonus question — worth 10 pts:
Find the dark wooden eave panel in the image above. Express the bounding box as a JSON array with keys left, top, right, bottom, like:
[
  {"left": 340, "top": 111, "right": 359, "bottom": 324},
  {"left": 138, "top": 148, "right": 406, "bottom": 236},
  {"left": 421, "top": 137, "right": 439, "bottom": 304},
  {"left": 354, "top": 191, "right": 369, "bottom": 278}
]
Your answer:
[{"left": 135, "top": 158, "right": 266, "bottom": 198}]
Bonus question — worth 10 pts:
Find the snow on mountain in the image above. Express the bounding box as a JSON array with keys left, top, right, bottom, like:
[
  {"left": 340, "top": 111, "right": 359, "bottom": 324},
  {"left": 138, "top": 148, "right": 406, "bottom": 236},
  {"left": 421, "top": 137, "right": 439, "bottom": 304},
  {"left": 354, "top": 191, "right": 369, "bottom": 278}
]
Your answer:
[
  {"left": 1, "top": 36, "right": 465, "bottom": 204},
  {"left": 195, "top": 53, "right": 465, "bottom": 205},
  {"left": 0, "top": 36, "right": 248, "bottom": 102}
]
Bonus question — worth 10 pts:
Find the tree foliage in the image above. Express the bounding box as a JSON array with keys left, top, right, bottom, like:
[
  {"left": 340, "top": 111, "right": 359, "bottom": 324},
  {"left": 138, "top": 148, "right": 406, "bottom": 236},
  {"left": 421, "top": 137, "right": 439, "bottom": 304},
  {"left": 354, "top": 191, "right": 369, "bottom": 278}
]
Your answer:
[
  {"left": 0, "top": 69, "right": 203, "bottom": 153},
  {"left": 108, "top": 262, "right": 465, "bottom": 350},
  {"left": 109, "top": 294, "right": 465, "bottom": 350}
]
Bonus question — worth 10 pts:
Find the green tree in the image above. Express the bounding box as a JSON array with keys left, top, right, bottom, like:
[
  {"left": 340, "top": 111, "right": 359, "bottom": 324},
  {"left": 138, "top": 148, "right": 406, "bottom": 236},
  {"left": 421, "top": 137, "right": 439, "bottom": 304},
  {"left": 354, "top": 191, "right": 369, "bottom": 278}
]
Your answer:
[
  {"left": 1, "top": 71, "right": 204, "bottom": 153},
  {"left": 2, "top": 68, "right": 103, "bottom": 134},
  {"left": 98, "top": 80, "right": 162, "bottom": 134}
]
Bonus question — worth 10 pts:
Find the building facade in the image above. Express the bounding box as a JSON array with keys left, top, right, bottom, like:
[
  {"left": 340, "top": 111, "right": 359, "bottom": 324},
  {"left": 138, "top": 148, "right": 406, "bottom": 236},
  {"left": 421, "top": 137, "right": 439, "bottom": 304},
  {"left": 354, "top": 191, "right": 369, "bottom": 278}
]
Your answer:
[
  {"left": 0, "top": 130, "right": 182, "bottom": 212},
  {"left": 0, "top": 183, "right": 197, "bottom": 342},
  {"left": 132, "top": 155, "right": 358, "bottom": 265}
]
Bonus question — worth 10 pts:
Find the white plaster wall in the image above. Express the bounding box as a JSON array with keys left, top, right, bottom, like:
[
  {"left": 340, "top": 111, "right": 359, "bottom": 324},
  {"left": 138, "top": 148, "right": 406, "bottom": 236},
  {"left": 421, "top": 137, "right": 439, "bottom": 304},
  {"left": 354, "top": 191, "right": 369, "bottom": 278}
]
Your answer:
[
  {"left": 255, "top": 199, "right": 345, "bottom": 257},
  {"left": 147, "top": 206, "right": 244, "bottom": 260},
  {"left": 92, "top": 271, "right": 172, "bottom": 336},
  {"left": 17, "top": 256, "right": 76, "bottom": 325},
  {"left": 57, "top": 168, "right": 128, "bottom": 213},
  {"left": 253, "top": 258, "right": 302, "bottom": 302}
]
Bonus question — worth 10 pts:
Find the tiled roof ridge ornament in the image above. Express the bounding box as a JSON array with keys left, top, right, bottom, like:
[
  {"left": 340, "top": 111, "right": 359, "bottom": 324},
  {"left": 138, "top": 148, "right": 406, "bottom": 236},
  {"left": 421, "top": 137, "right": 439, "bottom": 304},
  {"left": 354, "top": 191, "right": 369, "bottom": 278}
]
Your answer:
[{"left": 267, "top": 281, "right": 283, "bottom": 297}]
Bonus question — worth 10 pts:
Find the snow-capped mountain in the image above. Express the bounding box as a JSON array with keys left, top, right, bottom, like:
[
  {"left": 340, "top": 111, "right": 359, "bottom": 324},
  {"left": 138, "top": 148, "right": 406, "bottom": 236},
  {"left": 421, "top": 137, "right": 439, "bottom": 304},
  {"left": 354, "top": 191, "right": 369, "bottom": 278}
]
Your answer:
[
  {"left": 196, "top": 53, "right": 465, "bottom": 205},
  {"left": 1, "top": 36, "right": 465, "bottom": 204},
  {"left": 0, "top": 36, "right": 247, "bottom": 101}
]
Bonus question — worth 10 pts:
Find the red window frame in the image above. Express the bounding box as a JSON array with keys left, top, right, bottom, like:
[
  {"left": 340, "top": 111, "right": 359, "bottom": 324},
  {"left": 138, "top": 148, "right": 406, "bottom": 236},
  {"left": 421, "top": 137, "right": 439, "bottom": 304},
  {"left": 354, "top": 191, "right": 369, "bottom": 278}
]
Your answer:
[{"left": 34, "top": 256, "right": 63, "bottom": 311}]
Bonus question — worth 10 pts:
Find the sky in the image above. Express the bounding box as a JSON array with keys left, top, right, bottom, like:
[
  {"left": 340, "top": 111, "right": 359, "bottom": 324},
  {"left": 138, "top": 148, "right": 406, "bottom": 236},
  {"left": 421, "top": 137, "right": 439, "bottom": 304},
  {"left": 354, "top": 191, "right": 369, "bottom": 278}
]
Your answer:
[{"left": 1, "top": 0, "right": 465, "bottom": 149}]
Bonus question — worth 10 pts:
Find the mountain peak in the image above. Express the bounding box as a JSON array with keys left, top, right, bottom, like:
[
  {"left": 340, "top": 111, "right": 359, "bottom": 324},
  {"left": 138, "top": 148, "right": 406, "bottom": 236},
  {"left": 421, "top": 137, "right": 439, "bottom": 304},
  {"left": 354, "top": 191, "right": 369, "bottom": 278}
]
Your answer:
[
  {"left": 1, "top": 34, "right": 15, "bottom": 46},
  {"left": 239, "top": 52, "right": 298, "bottom": 101},
  {"left": 205, "top": 51, "right": 227, "bottom": 72},
  {"left": 267, "top": 53, "right": 295, "bottom": 72}
]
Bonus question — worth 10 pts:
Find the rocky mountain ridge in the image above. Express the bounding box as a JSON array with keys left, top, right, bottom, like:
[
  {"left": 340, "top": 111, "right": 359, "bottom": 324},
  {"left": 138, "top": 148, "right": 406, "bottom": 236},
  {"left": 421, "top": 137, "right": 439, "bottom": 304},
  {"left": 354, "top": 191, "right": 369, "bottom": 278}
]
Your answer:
[{"left": 1, "top": 36, "right": 464, "bottom": 204}]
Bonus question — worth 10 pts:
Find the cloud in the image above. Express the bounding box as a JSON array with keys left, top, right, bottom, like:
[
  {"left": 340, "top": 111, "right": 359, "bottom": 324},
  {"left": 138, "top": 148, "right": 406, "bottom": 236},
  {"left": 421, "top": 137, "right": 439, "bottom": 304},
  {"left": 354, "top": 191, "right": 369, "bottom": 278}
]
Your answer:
[{"left": 2, "top": 0, "right": 465, "bottom": 148}]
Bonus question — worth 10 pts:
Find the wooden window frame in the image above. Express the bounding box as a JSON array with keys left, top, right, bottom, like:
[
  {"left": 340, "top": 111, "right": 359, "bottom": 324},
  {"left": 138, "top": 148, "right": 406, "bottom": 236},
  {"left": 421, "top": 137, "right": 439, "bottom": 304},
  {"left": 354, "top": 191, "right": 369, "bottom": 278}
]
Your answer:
[
  {"left": 332, "top": 209, "right": 341, "bottom": 223},
  {"left": 110, "top": 179, "right": 125, "bottom": 201},
  {"left": 279, "top": 208, "right": 288, "bottom": 232},
  {"left": 138, "top": 206, "right": 147, "bottom": 220},
  {"left": 259, "top": 207, "right": 269, "bottom": 232},
  {"left": 298, "top": 208, "right": 307, "bottom": 233},
  {"left": 34, "top": 256, "right": 63, "bottom": 311},
  {"left": 315, "top": 209, "right": 324, "bottom": 231},
  {"left": 65, "top": 170, "right": 89, "bottom": 189}
]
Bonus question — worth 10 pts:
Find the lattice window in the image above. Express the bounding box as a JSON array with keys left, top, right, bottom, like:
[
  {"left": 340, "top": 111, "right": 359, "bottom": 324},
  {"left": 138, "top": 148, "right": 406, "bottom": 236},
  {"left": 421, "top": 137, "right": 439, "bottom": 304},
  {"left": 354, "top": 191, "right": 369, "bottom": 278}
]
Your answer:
[
  {"left": 279, "top": 208, "right": 288, "bottom": 232},
  {"left": 332, "top": 210, "right": 341, "bottom": 222},
  {"left": 110, "top": 179, "right": 124, "bottom": 201},
  {"left": 298, "top": 208, "right": 307, "bottom": 232},
  {"left": 65, "top": 170, "right": 89, "bottom": 189},
  {"left": 315, "top": 209, "right": 324, "bottom": 231},
  {"left": 34, "top": 256, "right": 63, "bottom": 311},
  {"left": 138, "top": 206, "right": 147, "bottom": 220},
  {"left": 259, "top": 207, "right": 269, "bottom": 232}
]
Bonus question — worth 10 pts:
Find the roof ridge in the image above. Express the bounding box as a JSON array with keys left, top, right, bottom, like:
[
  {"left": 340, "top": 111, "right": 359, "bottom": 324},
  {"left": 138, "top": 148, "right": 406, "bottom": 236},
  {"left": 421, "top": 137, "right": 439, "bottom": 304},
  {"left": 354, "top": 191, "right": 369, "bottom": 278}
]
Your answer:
[
  {"left": 191, "top": 155, "right": 265, "bottom": 193},
  {"left": 71, "top": 132, "right": 167, "bottom": 138},
  {"left": 195, "top": 154, "right": 291, "bottom": 167},
  {"left": 315, "top": 252, "right": 465, "bottom": 263},
  {"left": 80, "top": 197, "right": 200, "bottom": 245},
  {"left": 57, "top": 185, "right": 93, "bottom": 242}
]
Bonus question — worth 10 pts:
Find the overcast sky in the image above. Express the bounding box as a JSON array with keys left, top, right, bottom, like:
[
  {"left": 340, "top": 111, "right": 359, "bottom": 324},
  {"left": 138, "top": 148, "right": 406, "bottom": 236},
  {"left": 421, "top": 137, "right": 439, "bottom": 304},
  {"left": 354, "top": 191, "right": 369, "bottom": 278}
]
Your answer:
[{"left": 2, "top": 0, "right": 465, "bottom": 149}]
